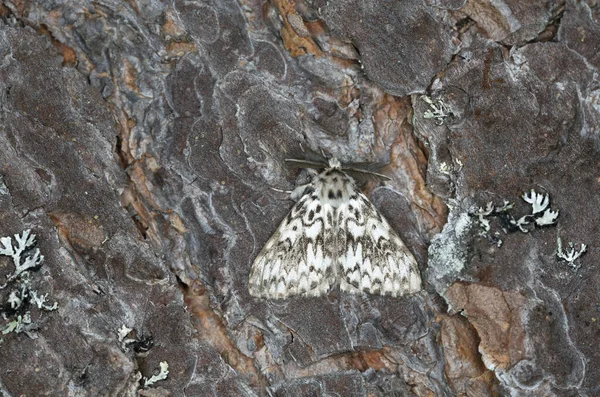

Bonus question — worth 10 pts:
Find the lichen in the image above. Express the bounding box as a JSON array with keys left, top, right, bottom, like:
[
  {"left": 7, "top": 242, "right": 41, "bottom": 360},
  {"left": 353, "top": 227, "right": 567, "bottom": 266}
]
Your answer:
[
  {"left": 142, "top": 361, "right": 169, "bottom": 387},
  {"left": 473, "top": 190, "right": 559, "bottom": 240},
  {"left": 556, "top": 236, "right": 587, "bottom": 271},
  {"left": 421, "top": 96, "right": 453, "bottom": 125},
  {"left": 518, "top": 190, "right": 560, "bottom": 230},
  {"left": 0, "top": 229, "right": 57, "bottom": 337},
  {"left": 0, "top": 229, "right": 44, "bottom": 287},
  {"left": 116, "top": 324, "right": 154, "bottom": 354}
]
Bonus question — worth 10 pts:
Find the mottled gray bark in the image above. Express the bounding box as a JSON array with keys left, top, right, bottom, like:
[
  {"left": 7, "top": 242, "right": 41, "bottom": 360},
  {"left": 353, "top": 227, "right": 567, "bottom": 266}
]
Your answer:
[{"left": 0, "top": 0, "right": 598, "bottom": 396}]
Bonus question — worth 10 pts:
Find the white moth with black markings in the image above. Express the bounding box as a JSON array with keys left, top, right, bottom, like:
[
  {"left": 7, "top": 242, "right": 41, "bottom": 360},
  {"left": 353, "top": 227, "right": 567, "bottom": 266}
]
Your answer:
[{"left": 248, "top": 157, "right": 422, "bottom": 299}]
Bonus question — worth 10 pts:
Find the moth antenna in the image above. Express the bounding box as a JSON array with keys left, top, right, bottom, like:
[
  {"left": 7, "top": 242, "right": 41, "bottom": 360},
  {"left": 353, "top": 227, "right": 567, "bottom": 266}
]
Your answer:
[
  {"left": 284, "top": 159, "right": 328, "bottom": 169},
  {"left": 340, "top": 167, "right": 392, "bottom": 181}
]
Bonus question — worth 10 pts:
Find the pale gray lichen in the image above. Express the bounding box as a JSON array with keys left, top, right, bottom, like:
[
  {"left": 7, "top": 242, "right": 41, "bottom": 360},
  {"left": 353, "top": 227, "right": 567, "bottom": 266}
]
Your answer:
[
  {"left": 522, "top": 189, "right": 550, "bottom": 214},
  {"left": 1, "top": 313, "right": 36, "bottom": 335},
  {"left": 533, "top": 207, "right": 560, "bottom": 227},
  {"left": 474, "top": 202, "right": 494, "bottom": 232},
  {"left": 427, "top": 211, "right": 475, "bottom": 294},
  {"left": 1, "top": 229, "right": 57, "bottom": 336},
  {"left": 438, "top": 162, "right": 452, "bottom": 175},
  {"left": 472, "top": 200, "right": 515, "bottom": 246},
  {"left": 516, "top": 189, "right": 559, "bottom": 231},
  {"left": 0, "top": 229, "right": 44, "bottom": 287},
  {"left": 556, "top": 236, "right": 587, "bottom": 271},
  {"left": 474, "top": 201, "right": 514, "bottom": 233},
  {"left": 30, "top": 290, "right": 58, "bottom": 311},
  {"left": 421, "top": 96, "right": 453, "bottom": 125},
  {"left": 142, "top": 361, "right": 169, "bottom": 387},
  {"left": 117, "top": 324, "right": 133, "bottom": 343},
  {"left": 116, "top": 324, "right": 154, "bottom": 354},
  {"left": 8, "top": 289, "right": 22, "bottom": 309},
  {"left": 474, "top": 190, "right": 559, "bottom": 239}
]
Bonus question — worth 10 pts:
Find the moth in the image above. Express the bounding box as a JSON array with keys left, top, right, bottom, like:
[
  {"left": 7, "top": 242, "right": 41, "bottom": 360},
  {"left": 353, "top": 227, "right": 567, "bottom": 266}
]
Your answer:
[{"left": 248, "top": 157, "right": 422, "bottom": 299}]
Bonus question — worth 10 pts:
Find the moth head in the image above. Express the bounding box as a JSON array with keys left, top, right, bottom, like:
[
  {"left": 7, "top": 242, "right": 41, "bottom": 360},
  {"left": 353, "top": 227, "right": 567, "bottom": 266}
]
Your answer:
[{"left": 327, "top": 157, "right": 342, "bottom": 169}]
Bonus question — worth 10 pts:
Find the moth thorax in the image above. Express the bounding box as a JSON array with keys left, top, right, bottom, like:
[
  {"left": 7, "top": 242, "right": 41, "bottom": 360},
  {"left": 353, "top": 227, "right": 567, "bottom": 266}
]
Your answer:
[{"left": 318, "top": 173, "right": 351, "bottom": 207}]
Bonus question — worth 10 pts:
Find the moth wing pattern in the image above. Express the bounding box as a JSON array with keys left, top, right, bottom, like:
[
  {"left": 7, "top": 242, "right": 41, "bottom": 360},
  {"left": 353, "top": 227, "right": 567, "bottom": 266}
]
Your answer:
[
  {"left": 249, "top": 157, "right": 422, "bottom": 299},
  {"left": 248, "top": 192, "right": 336, "bottom": 299},
  {"left": 338, "top": 191, "right": 422, "bottom": 297}
]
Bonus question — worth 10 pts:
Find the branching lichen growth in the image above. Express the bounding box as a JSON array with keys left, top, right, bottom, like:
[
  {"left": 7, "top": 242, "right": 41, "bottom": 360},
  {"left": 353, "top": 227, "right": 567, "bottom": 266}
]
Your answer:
[
  {"left": 556, "top": 236, "right": 587, "bottom": 271},
  {"left": 1, "top": 229, "right": 57, "bottom": 336},
  {"left": 516, "top": 190, "right": 559, "bottom": 231},
  {"left": 473, "top": 190, "right": 560, "bottom": 245},
  {"left": 522, "top": 190, "right": 550, "bottom": 214},
  {"left": 30, "top": 290, "right": 58, "bottom": 311},
  {"left": 421, "top": 96, "right": 453, "bottom": 125},
  {"left": 0, "top": 229, "right": 44, "bottom": 288},
  {"left": 2, "top": 313, "right": 36, "bottom": 335},
  {"left": 474, "top": 201, "right": 514, "bottom": 232},
  {"left": 474, "top": 192, "right": 588, "bottom": 271}
]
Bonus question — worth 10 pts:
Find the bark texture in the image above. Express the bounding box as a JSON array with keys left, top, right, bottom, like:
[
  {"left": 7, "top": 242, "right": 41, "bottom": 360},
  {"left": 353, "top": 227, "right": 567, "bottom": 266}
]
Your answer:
[{"left": 0, "top": 1, "right": 598, "bottom": 396}]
